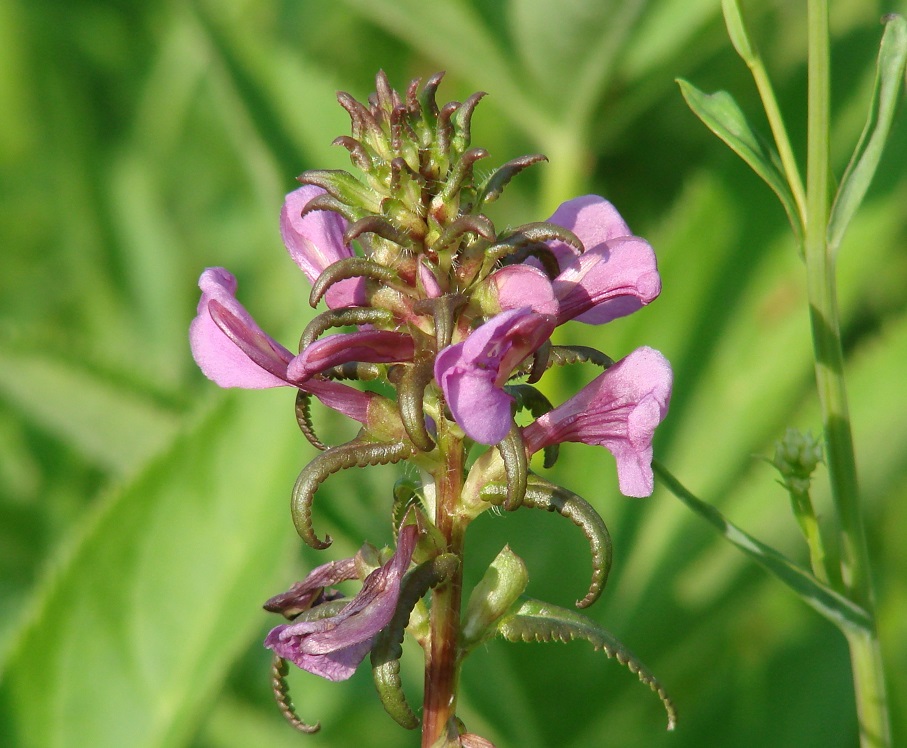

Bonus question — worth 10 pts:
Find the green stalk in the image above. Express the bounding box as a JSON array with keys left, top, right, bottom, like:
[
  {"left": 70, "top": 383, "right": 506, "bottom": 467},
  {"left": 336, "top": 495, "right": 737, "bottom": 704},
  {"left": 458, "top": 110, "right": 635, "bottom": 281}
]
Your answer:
[
  {"left": 722, "top": 0, "right": 807, "bottom": 227},
  {"left": 805, "top": 2, "right": 889, "bottom": 744}
]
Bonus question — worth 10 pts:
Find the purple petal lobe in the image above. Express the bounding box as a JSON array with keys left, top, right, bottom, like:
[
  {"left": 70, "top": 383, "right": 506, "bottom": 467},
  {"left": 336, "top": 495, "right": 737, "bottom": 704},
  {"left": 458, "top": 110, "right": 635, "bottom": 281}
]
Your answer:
[
  {"left": 287, "top": 331, "right": 415, "bottom": 382},
  {"left": 523, "top": 347, "right": 672, "bottom": 497},
  {"left": 491, "top": 265, "right": 558, "bottom": 315},
  {"left": 264, "top": 557, "right": 358, "bottom": 617},
  {"left": 189, "top": 268, "right": 292, "bottom": 388},
  {"left": 547, "top": 194, "right": 633, "bottom": 265},
  {"left": 301, "top": 379, "right": 375, "bottom": 425},
  {"left": 435, "top": 308, "right": 556, "bottom": 444}
]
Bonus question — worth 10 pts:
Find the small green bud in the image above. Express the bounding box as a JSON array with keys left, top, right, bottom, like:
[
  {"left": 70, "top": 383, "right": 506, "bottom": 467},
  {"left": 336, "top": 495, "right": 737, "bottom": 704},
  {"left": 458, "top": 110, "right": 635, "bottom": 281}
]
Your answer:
[
  {"left": 771, "top": 427, "right": 823, "bottom": 495},
  {"left": 461, "top": 545, "right": 529, "bottom": 647}
]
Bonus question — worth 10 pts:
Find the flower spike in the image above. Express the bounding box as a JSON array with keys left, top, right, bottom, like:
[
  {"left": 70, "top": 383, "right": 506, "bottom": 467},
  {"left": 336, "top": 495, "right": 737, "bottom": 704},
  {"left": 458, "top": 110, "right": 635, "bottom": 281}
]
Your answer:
[{"left": 190, "top": 70, "right": 674, "bottom": 743}]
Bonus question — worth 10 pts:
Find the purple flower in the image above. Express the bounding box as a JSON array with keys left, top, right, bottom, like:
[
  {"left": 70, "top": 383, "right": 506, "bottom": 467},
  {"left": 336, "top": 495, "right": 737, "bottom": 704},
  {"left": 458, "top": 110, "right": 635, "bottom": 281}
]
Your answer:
[
  {"left": 280, "top": 185, "right": 365, "bottom": 308},
  {"left": 435, "top": 308, "right": 556, "bottom": 445},
  {"left": 522, "top": 347, "right": 672, "bottom": 497},
  {"left": 264, "top": 524, "right": 418, "bottom": 682},
  {"left": 545, "top": 195, "right": 661, "bottom": 325},
  {"left": 189, "top": 267, "right": 374, "bottom": 424}
]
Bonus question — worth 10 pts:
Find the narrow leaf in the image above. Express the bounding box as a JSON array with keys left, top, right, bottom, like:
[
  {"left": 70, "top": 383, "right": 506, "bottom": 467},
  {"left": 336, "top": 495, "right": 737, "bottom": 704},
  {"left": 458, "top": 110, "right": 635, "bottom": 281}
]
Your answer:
[
  {"left": 828, "top": 15, "right": 907, "bottom": 254},
  {"left": 677, "top": 79, "right": 802, "bottom": 240},
  {"left": 653, "top": 460, "right": 873, "bottom": 634}
]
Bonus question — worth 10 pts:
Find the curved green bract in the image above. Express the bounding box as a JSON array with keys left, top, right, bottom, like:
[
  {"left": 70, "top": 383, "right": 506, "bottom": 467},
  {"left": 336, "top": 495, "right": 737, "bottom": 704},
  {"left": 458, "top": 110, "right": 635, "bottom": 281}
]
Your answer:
[
  {"left": 497, "top": 598, "right": 677, "bottom": 730},
  {"left": 309, "top": 257, "right": 399, "bottom": 307},
  {"left": 506, "top": 384, "right": 559, "bottom": 467},
  {"left": 487, "top": 222, "right": 585, "bottom": 263},
  {"left": 298, "top": 307, "right": 394, "bottom": 351},
  {"left": 291, "top": 438, "right": 417, "bottom": 549},
  {"left": 270, "top": 656, "right": 320, "bottom": 734},
  {"left": 431, "top": 214, "right": 496, "bottom": 255},
  {"left": 370, "top": 554, "right": 460, "bottom": 729},
  {"left": 344, "top": 215, "right": 415, "bottom": 249},
  {"left": 477, "top": 154, "right": 548, "bottom": 205},
  {"left": 299, "top": 169, "right": 383, "bottom": 213},
  {"left": 398, "top": 356, "right": 437, "bottom": 451},
  {"left": 497, "top": 425, "right": 528, "bottom": 510},
  {"left": 294, "top": 391, "right": 325, "bottom": 451},
  {"left": 512, "top": 344, "right": 613, "bottom": 379},
  {"left": 298, "top": 191, "right": 368, "bottom": 224},
  {"left": 548, "top": 345, "right": 614, "bottom": 369},
  {"left": 323, "top": 362, "right": 383, "bottom": 381},
  {"left": 482, "top": 476, "right": 611, "bottom": 608},
  {"left": 413, "top": 293, "right": 468, "bottom": 350}
]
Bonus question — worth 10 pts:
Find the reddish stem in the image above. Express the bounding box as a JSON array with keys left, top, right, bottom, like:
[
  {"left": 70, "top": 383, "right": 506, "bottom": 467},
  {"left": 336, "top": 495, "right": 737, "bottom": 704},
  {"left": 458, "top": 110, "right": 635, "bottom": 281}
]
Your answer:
[{"left": 421, "top": 437, "right": 465, "bottom": 747}]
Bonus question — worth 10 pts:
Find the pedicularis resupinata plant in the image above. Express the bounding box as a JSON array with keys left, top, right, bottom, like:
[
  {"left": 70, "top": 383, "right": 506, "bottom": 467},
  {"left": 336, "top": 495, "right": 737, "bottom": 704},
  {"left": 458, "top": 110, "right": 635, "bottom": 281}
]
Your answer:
[
  {"left": 191, "top": 70, "right": 675, "bottom": 746},
  {"left": 190, "top": 4, "right": 906, "bottom": 744}
]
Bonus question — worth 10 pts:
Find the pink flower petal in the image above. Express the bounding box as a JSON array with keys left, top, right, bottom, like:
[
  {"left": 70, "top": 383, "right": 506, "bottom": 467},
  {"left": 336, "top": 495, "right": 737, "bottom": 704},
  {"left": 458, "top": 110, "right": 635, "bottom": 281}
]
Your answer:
[
  {"left": 523, "top": 347, "right": 672, "bottom": 497},
  {"left": 547, "top": 194, "right": 633, "bottom": 264},
  {"left": 189, "top": 268, "right": 292, "bottom": 389},
  {"left": 436, "top": 308, "right": 556, "bottom": 444},
  {"left": 490, "top": 265, "right": 558, "bottom": 316},
  {"left": 280, "top": 186, "right": 351, "bottom": 283},
  {"left": 281, "top": 186, "right": 366, "bottom": 308},
  {"left": 553, "top": 235, "right": 661, "bottom": 325},
  {"left": 288, "top": 331, "right": 415, "bottom": 382}
]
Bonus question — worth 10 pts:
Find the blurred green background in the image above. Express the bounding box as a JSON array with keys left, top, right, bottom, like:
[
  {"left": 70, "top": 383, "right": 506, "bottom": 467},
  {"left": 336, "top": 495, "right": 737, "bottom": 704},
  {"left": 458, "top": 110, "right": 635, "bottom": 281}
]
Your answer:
[{"left": 1, "top": 0, "right": 906, "bottom": 746}]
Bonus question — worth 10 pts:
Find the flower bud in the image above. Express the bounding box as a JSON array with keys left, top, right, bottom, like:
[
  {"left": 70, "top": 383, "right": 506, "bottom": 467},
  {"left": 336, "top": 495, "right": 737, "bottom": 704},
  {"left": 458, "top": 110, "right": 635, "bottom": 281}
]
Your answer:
[
  {"left": 461, "top": 545, "right": 529, "bottom": 647},
  {"left": 771, "top": 427, "right": 823, "bottom": 495}
]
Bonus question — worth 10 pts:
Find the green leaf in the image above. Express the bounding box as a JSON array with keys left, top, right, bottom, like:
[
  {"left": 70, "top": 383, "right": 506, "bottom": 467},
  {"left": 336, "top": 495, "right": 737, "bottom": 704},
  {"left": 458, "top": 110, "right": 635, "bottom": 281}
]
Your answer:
[
  {"left": 828, "top": 14, "right": 907, "bottom": 255},
  {"left": 0, "top": 347, "right": 180, "bottom": 475},
  {"left": 653, "top": 461, "right": 873, "bottom": 634},
  {"left": 0, "top": 390, "right": 302, "bottom": 747},
  {"left": 497, "top": 597, "right": 676, "bottom": 731},
  {"left": 677, "top": 79, "right": 802, "bottom": 241}
]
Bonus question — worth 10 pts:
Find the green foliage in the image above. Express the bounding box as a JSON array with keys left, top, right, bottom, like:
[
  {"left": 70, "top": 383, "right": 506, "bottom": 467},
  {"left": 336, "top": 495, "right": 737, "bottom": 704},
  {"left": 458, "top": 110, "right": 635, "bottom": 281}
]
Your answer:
[{"left": 1, "top": 0, "right": 906, "bottom": 746}]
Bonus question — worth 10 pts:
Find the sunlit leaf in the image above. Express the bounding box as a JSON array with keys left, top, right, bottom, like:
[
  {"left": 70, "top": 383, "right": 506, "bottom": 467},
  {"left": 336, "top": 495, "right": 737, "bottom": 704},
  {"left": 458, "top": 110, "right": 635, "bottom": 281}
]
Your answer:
[
  {"left": 0, "top": 391, "right": 300, "bottom": 747},
  {"left": 828, "top": 14, "right": 907, "bottom": 254},
  {"left": 677, "top": 80, "right": 802, "bottom": 240},
  {"left": 653, "top": 461, "right": 872, "bottom": 634}
]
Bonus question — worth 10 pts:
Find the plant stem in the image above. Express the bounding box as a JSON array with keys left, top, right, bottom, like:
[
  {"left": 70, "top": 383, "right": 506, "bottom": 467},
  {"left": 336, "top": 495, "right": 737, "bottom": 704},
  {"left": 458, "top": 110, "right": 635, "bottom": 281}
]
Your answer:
[
  {"left": 422, "top": 430, "right": 465, "bottom": 747},
  {"left": 791, "top": 491, "right": 830, "bottom": 585},
  {"left": 805, "top": 2, "right": 890, "bottom": 744}
]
